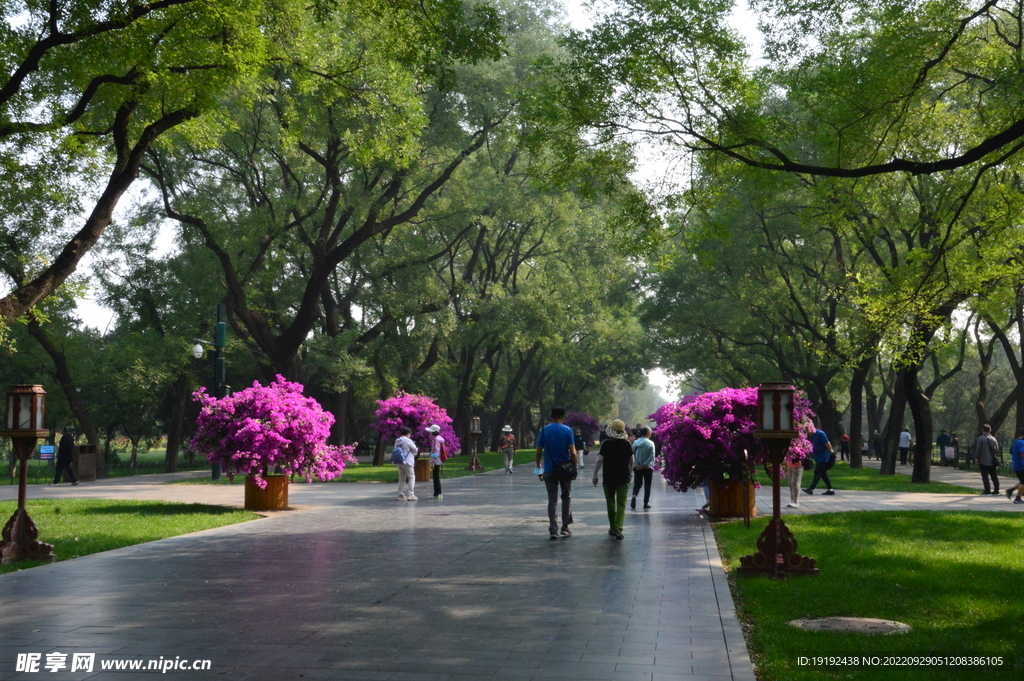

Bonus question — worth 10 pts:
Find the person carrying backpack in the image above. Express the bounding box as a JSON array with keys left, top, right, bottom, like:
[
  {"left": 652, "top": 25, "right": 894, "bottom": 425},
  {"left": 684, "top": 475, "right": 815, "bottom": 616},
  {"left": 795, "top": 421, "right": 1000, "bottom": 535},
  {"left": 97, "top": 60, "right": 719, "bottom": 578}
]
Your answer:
[
  {"left": 426, "top": 424, "right": 445, "bottom": 500},
  {"left": 500, "top": 425, "right": 516, "bottom": 474},
  {"left": 395, "top": 427, "right": 418, "bottom": 501}
]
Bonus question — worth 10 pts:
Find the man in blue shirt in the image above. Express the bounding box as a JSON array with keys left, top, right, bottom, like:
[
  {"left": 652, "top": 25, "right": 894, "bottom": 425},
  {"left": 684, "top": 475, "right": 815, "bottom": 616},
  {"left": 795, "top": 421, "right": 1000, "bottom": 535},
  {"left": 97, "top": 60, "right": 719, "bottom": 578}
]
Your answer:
[
  {"left": 536, "top": 407, "right": 577, "bottom": 539},
  {"left": 1006, "top": 428, "right": 1024, "bottom": 503},
  {"left": 802, "top": 422, "right": 836, "bottom": 496}
]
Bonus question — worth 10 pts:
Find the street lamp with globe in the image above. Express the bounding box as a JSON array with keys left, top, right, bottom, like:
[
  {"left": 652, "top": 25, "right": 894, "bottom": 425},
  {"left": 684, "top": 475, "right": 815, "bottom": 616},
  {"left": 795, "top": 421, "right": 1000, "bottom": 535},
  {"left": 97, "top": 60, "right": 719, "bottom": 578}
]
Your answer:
[{"left": 191, "top": 303, "right": 229, "bottom": 480}]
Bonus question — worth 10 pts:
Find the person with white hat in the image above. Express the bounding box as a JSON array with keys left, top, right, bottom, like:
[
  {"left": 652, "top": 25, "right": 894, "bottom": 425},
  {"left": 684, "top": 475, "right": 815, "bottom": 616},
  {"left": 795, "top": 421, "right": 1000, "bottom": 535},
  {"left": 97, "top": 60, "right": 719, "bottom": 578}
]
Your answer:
[
  {"left": 426, "top": 424, "right": 444, "bottom": 499},
  {"left": 500, "top": 425, "right": 516, "bottom": 473}
]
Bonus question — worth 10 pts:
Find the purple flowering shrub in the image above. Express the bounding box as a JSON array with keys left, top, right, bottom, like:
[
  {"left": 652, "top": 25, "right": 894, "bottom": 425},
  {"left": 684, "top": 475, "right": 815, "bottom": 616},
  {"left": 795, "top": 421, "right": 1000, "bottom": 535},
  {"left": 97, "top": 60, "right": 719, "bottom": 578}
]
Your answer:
[
  {"left": 374, "top": 392, "right": 461, "bottom": 454},
  {"left": 648, "top": 392, "right": 701, "bottom": 427},
  {"left": 191, "top": 376, "right": 356, "bottom": 488},
  {"left": 651, "top": 387, "right": 815, "bottom": 491},
  {"left": 565, "top": 412, "right": 600, "bottom": 442}
]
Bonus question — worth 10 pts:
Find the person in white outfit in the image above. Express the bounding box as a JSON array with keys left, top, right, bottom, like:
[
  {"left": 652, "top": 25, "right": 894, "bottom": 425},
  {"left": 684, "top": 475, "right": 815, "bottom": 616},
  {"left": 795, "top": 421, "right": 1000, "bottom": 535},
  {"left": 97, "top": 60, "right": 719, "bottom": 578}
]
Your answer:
[{"left": 395, "top": 427, "right": 419, "bottom": 501}]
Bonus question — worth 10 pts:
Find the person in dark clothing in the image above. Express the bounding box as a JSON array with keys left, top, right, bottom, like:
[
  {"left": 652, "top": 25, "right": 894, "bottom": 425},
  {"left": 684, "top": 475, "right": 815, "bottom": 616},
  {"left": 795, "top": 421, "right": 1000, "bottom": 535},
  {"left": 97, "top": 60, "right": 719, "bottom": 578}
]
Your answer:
[
  {"left": 592, "top": 420, "right": 633, "bottom": 539},
  {"left": 574, "top": 428, "right": 587, "bottom": 470},
  {"left": 53, "top": 427, "right": 79, "bottom": 486},
  {"left": 869, "top": 429, "right": 883, "bottom": 461},
  {"left": 839, "top": 432, "right": 851, "bottom": 462},
  {"left": 975, "top": 424, "right": 1000, "bottom": 496}
]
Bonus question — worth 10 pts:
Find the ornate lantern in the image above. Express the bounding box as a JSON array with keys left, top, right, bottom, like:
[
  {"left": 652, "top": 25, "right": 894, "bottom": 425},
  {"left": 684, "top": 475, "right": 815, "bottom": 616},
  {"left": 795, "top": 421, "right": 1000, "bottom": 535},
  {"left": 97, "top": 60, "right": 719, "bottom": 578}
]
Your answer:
[
  {"left": 1, "top": 385, "right": 55, "bottom": 564},
  {"left": 467, "top": 417, "right": 484, "bottom": 471},
  {"left": 756, "top": 382, "right": 795, "bottom": 436},
  {"left": 738, "top": 382, "right": 817, "bottom": 578},
  {"left": 2, "top": 384, "right": 48, "bottom": 439}
]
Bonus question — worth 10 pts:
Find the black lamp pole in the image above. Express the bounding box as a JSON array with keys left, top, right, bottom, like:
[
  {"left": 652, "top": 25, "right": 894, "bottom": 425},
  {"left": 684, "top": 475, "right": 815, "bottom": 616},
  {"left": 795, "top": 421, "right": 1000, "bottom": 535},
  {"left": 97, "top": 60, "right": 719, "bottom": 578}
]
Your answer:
[{"left": 193, "top": 303, "right": 228, "bottom": 480}]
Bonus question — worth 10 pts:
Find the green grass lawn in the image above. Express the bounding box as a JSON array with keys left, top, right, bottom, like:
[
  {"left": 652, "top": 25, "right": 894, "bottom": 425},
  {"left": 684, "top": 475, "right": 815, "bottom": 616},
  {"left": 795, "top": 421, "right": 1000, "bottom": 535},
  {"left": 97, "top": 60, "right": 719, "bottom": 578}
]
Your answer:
[
  {"left": 167, "top": 449, "right": 533, "bottom": 485},
  {"left": 819, "top": 463, "right": 978, "bottom": 494},
  {"left": 0, "top": 499, "right": 258, "bottom": 575},
  {"left": 715, "top": 511, "right": 1022, "bottom": 680},
  {"left": 3, "top": 448, "right": 210, "bottom": 484}
]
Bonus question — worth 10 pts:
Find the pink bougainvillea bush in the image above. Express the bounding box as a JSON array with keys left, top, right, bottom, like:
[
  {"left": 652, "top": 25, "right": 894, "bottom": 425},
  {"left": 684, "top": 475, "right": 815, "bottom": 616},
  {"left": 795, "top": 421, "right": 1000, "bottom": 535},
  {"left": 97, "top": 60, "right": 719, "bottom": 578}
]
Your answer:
[
  {"left": 565, "top": 412, "right": 601, "bottom": 442},
  {"left": 191, "top": 376, "right": 356, "bottom": 488},
  {"left": 374, "top": 392, "right": 461, "bottom": 454},
  {"left": 650, "top": 387, "right": 815, "bottom": 491}
]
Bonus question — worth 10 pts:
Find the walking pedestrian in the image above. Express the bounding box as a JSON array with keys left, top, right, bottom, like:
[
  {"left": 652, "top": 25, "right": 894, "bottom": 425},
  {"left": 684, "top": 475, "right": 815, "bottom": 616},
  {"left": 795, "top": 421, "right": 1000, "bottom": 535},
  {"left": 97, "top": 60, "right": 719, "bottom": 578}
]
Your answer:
[
  {"left": 426, "top": 424, "right": 444, "bottom": 499},
  {"left": 592, "top": 420, "right": 633, "bottom": 539},
  {"left": 975, "top": 424, "right": 1000, "bottom": 496},
  {"left": 898, "top": 427, "right": 912, "bottom": 465},
  {"left": 839, "top": 431, "right": 850, "bottom": 462},
  {"left": 574, "top": 428, "right": 586, "bottom": 470},
  {"left": 936, "top": 429, "right": 952, "bottom": 467},
  {"left": 1006, "top": 428, "right": 1024, "bottom": 504},
  {"left": 802, "top": 421, "right": 836, "bottom": 496},
  {"left": 395, "top": 427, "right": 418, "bottom": 501},
  {"left": 869, "top": 429, "right": 883, "bottom": 461},
  {"left": 785, "top": 452, "right": 804, "bottom": 507},
  {"left": 52, "top": 427, "right": 80, "bottom": 486},
  {"left": 630, "top": 426, "right": 655, "bottom": 510},
  {"left": 500, "top": 425, "right": 516, "bottom": 474},
  {"left": 535, "top": 406, "right": 577, "bottom": 540}
]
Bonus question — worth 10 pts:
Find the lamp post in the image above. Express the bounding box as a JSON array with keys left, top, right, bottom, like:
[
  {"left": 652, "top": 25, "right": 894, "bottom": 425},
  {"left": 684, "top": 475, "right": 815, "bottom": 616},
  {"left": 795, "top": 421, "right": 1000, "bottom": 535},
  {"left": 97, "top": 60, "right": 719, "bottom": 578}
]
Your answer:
[
  {"left": 466, "top": 417, "right": 484, "bottom": 471},
  {"left": 1, "top": 385, "right": 56, "bottom": 564},
  {"left": 192, "top": 302, "right": 228, "bottom": 480},
  {"left": 738, "top": 382, "right": 817, "bottom": 578}
]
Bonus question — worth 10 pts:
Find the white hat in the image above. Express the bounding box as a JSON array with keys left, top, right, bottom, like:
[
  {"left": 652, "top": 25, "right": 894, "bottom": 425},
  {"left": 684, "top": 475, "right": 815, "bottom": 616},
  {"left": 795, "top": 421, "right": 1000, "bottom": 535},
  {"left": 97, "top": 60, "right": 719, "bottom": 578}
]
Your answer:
[
  {"left": 502, "top": 425, "right": 513, "bottom": 432},
  {"left": 426, "top": 424, "right": 441, "bottom": 433}
]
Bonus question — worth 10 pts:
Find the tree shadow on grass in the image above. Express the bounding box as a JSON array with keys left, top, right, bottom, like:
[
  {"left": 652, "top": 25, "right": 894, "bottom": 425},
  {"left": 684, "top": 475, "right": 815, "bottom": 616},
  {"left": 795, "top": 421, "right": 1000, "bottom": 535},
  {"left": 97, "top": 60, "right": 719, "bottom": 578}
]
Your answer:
[{"left": 74, "top": 502, "right": 244, "bottom": 516}]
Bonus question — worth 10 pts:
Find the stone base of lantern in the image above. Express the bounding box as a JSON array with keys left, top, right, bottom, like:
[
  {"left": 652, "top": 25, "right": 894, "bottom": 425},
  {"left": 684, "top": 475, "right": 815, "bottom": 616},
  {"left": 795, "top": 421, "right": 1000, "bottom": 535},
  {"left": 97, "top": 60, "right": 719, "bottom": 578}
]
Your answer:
[
  {"left": 738, "top": 517, "right": 818, "bottom": 577},
  {"left": 1, "top": 508, "right": 56, "bottom": 564}
]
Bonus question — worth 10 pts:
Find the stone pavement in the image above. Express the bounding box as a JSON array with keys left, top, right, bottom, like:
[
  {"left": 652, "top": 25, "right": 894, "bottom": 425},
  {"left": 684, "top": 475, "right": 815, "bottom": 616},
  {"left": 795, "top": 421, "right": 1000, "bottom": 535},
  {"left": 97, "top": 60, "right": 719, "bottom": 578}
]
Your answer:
[
  {"left": 757, "top": 457, "right": 1024, "bottom": 516},
  {"left": 1, "top": 465, "right": 755, "bottom": 681}
]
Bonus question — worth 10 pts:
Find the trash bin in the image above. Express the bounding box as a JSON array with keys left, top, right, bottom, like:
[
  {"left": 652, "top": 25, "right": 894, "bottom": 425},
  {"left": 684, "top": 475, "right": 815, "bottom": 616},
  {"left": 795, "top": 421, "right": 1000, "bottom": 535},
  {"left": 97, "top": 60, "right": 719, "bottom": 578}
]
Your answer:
[
  {"left": 75, "top": 444, "right": 98, "bottom": 481},
  {"left": 414, "top": 458, "right": 430, "bottom": 482}
]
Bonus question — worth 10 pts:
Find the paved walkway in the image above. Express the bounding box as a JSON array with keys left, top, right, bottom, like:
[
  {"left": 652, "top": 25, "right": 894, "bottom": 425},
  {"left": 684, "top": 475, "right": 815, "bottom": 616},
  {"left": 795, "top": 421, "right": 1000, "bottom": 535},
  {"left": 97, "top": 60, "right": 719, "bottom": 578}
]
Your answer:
[
  {"left": 4, "top": 459, "right": 1020, "bottom": 680},
  {"left": 2, "top": 465, "right": 754, "bottom": 681}
]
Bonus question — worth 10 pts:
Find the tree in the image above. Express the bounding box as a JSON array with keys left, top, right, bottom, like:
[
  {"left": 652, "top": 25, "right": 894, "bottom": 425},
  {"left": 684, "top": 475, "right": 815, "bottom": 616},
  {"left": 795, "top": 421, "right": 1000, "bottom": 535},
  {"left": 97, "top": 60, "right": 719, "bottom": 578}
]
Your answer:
[
  {"left": 0, "top": 0, "right": 318, "bottom": 324},
  {"left": 143, "top": 0, "right": 503, "bottom": 380},
  {"left": 562, "top": 0, "right": 1024, "bottom": 178}
]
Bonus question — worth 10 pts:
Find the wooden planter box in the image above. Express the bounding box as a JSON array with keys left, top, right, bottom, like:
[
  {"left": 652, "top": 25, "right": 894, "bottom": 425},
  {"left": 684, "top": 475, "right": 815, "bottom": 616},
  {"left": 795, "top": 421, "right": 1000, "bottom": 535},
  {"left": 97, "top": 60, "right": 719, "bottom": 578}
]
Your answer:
[
  {"left": 708, "top": 479, "right": 757, "bottom": 518},
  {"left": 244, "top": 475, "right": 288, "bottom": 511},
  {"left": 414, "top": 458, "right": 431, "bottom": 482}
]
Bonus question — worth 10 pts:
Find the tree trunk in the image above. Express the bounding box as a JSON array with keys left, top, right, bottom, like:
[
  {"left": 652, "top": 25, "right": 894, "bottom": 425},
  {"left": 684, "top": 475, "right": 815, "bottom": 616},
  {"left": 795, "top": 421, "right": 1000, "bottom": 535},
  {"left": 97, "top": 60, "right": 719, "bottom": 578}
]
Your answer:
[
  {"left": 489, "top": 344, "right": 539, "bottom": 451},
  {"left": 880, "top": 376, "right": 906, "bottom": 476},
  {"left": 163, "top": 371, "right": 192, "bottom": 473},
  {"left": 328, "top": 390, "right": 347, "bottom": 446},
  {"left": 905, "top": 367, "right": 932, "bottom": 483},
  {"left": 848, "top": 356, "right": 873, "bottom": 469},
  {"left": 373, "top": 431, "right": 385, "bottom": 467},
  {"left": 26, "top": 319, "right": 100, "bottom": 446}
]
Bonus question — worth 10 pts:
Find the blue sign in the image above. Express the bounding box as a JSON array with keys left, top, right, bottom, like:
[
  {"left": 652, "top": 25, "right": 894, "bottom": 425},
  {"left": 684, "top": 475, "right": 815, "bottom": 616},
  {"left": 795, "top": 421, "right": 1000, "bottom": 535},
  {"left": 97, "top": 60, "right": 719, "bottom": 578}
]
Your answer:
[{"left": 39, "top": 445, "right": 54, "bottom": 460}]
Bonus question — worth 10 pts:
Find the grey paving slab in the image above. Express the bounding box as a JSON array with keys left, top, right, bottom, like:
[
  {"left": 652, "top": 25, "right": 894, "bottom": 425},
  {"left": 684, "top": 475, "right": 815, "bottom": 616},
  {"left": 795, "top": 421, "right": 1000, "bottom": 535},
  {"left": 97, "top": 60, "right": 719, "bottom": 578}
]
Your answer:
[{"left": 0, "top": 465, "right": 751, "bottom": 680}]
